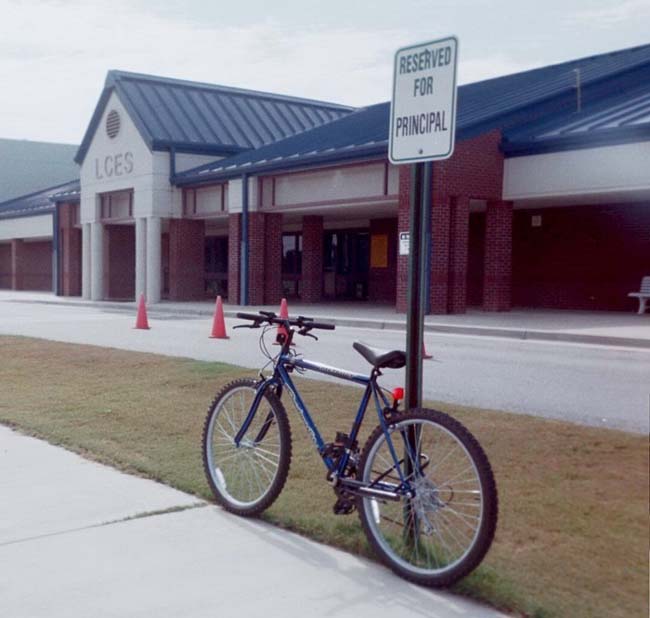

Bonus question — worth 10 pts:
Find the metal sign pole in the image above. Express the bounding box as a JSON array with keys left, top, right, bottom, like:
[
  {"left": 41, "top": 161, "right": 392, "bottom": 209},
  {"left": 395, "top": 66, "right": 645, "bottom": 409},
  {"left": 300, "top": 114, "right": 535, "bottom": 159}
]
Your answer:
[
  {"left": 405, "top": 163, "right": 424, "bottom": 411},
  {"left": 403, "top": 160, "right": 431, "bottom": 540},
  {"left": 422, "top": 162, "right": 433, "bottom": 316}
]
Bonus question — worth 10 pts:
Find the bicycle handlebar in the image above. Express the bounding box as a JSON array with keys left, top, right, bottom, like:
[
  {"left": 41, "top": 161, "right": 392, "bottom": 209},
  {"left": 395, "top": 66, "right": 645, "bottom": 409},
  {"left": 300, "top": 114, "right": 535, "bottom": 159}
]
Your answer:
[{"left": 235, "top": 311, "right": 335, "bottom": 331}]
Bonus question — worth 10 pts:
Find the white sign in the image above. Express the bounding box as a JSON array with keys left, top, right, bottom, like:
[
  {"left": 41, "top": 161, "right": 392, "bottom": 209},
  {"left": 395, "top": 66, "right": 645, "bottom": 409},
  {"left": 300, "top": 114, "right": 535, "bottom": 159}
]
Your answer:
[
  {"left": 399, "top": 232, "right": 410, "bottom": 255},
  {"left": 389, "top": 36, "right": 458, "bottom": 164}
]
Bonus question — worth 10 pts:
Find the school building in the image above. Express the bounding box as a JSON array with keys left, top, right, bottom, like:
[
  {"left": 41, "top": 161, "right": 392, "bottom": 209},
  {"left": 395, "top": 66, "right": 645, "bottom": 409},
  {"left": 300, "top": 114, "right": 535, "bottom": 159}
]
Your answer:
[{"left": 1, "top": 44, "right": 649, "bottom": 313}]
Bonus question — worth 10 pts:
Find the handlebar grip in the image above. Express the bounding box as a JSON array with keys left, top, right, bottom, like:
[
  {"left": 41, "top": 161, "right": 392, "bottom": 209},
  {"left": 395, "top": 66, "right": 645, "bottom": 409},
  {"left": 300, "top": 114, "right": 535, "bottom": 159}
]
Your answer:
[
  {"left": 310, "top": 321, "right": 335, "bottom": 330},
  {"left": 236, "top": 312, "right": 263, "bottom": 321}
]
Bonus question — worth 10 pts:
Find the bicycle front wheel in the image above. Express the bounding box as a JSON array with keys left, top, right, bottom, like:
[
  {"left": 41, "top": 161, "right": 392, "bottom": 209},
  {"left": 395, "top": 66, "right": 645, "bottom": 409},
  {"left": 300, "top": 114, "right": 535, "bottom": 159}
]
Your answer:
[
  {"left": 357, "top": 409, "right": 497, "bottom": 587},
  {"left": 202, "top": 378, "right": 291, "bottom": 517}
]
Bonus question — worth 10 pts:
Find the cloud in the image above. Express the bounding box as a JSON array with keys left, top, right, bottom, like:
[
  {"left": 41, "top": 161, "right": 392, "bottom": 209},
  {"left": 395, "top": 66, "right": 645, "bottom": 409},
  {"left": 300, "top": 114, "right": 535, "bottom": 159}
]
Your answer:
[
  {"left": 0, "top": 1, "right": 402, "bottom": 141},
  {"left": 565, "top": 0, "right": 650, "bottom": 27},
  {"left": 0, "top": 0, "right": 535, "bottom": 143}
]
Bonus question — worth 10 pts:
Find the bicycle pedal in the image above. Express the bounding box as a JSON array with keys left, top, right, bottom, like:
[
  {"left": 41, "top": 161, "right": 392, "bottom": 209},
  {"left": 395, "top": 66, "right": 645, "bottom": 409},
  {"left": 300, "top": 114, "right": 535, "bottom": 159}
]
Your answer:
[{"left": 333, "top": 497, "right": 356, "bottom": 515}]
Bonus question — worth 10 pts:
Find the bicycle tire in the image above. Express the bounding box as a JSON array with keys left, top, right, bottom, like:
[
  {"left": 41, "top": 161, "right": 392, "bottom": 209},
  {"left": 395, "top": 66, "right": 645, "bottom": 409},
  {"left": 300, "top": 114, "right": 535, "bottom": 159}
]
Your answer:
[
  {"left": 202, "top": 378, "right": 291, "bottom": 517},
  {"left": 357, "top": 408, "right": 497, "bottom": 587}
]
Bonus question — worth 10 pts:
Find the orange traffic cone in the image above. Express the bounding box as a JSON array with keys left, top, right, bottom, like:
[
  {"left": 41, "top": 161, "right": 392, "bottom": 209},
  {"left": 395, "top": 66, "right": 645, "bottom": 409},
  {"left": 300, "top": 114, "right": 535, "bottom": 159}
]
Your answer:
[
  {"left": 134, "top": 294, "right": 150, "bottom": 330},
  {"left": 422, "top": 340, "right": 432, "bottom": 360},
  {"left": 209, "top": 296, "right": 229, "bottom": 339},
  {"left": 276, "top": 297, "right": 289, "bottom": 344}
]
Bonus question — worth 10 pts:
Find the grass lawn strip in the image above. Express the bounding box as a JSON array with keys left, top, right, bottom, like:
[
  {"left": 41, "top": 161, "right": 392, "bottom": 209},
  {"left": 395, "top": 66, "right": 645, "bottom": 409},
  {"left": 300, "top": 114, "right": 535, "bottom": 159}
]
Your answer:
[{"left": 0, "top": 336, "right": 647, "bottom": 618}]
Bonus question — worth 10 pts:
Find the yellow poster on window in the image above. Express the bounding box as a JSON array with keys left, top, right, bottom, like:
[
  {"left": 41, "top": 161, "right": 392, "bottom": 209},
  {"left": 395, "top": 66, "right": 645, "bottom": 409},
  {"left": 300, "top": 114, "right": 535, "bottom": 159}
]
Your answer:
[{"left": 370, "top": 234, "right": 388, "bottom": 268}]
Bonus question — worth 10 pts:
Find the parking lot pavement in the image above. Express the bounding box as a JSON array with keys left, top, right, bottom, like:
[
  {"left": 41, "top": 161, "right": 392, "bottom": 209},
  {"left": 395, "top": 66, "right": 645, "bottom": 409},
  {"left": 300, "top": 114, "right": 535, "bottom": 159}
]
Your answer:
[{"left": 0, "top": 426, "right": 508, "bottom": 618}]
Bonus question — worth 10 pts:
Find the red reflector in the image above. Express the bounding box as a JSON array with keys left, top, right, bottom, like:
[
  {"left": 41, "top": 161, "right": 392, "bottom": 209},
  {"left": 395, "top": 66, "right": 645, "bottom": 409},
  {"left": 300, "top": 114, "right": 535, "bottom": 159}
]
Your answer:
[{"left": 392, "top": 387, "right": 404, "bottom": 401}]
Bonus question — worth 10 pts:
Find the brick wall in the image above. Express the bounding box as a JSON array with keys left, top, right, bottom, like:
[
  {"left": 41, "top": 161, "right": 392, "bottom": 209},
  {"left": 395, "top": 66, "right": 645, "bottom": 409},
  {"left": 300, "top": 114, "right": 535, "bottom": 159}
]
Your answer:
[
  {"left": 106, "top": 225, "right": 135, "bottom": 300},
  {"left": 247, "top": 213, "right": 266, "bottom": 305},
  {"left": 467, "top": 212, "right": 486, "bottom": 306},
  {"left": 228, "top": 214, "right": 241, "bottom": 304},
  {"left": 0, "top": 243, "right": 11, "bottom": 288},
  {"left": 14, "top": 240, "right": 53, "bottom": 291},
  {"left": 434, "top": 131, "right": 504, "bottom": 198},
  {"left": 368, "top": 218, "right": 398, "bottom": 303},
  {"left": 58, "top": 203, "right": 81, "bottom": 296},
  {"left": 484, "top": 201, "right": 513, "bottom": 311},
  {"left": 397, "top": 130, "right": 506, "bottom": 313},
  {"left": 429, "top": 198, "right": 451, "bottom": 313},
  {"left": 302, "top": 215, "right": 323, "bottom": 303},
  {"left": 448, "top": 196, "right": 471, "bottom": 313},
  {"left": 264, "top": 213, "right": 283, "bottom": 304},
  {"left": 513, "top": 202, "right": 650, "bottom": 311},
  {"left": 169, "top": 219, "right": 205, "bottom": 300},
  {"left": 10, "top": 239, "right": 24, "bottom": 289}
]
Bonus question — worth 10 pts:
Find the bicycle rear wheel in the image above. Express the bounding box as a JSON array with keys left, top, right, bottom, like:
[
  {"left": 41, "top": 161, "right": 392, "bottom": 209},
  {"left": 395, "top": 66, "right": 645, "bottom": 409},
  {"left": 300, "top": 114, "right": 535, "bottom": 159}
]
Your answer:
[
  {"left": 202, "top": 378, "right": 291, "bottom": 517},
  {"left": 357, "top": 409, "right": 497, "bottom": 587}
]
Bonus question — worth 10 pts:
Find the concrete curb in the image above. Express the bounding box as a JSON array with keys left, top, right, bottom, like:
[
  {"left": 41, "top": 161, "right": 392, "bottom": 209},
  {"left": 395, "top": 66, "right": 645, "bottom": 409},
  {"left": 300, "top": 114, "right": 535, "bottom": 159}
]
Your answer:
[{"left": 9, "top": 297, "right": 650, "bottom": 350}]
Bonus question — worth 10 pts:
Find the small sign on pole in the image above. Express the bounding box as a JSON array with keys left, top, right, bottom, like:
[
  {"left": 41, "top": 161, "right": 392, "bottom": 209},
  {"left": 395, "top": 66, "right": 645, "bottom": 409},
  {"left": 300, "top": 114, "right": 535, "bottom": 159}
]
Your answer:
[
  {"left": 389, "top": 36, "right": 458, "bottom": 164},
  {"left": 399, "top": 232, "right": 410, "bottom": 256}
]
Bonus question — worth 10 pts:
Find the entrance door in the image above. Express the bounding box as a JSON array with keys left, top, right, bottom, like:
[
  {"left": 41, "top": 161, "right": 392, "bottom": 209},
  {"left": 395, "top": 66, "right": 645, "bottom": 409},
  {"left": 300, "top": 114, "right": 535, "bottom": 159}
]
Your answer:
[
  {"left": 205, "top": 237, "right": 228, "bottom": 298},
  {"left": 106, "top": 224, "right": 135, "bottom": 300},
  {"left": 282, "top": 233, "right": 302, "bottom": 298},
  {"left": 324, "top": 230, "right": 370, "bottom": 300},
  {"left": 467, "top": 213, "right": 485, "bottom": 306}
]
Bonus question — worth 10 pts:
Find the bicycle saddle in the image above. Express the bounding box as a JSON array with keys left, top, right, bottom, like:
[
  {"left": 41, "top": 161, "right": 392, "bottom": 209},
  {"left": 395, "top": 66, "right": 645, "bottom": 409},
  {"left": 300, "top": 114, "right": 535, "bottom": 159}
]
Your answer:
[{"left": 353, "top": 341, "right": 406, "bottom": 369}]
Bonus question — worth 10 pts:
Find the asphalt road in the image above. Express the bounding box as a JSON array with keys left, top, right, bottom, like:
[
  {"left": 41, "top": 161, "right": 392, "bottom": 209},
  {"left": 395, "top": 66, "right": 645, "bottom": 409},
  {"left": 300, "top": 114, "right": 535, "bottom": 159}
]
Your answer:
[{"left": 0, "top": 300, "right": 648, "bottom": 433}]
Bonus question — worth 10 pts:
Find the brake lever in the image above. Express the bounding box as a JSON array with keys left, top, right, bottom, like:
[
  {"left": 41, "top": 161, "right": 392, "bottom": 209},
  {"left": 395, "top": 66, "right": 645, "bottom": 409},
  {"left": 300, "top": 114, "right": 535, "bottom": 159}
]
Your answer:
[{"left": 298, "top": 328, "right": 318, "bottom": 340}]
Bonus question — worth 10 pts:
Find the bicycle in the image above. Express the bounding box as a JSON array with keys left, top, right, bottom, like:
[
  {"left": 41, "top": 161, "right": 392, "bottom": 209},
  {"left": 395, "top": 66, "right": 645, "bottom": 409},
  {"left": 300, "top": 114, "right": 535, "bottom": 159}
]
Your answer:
[{"left": 202, "top": 311, "right": 498, "bottom": 587}]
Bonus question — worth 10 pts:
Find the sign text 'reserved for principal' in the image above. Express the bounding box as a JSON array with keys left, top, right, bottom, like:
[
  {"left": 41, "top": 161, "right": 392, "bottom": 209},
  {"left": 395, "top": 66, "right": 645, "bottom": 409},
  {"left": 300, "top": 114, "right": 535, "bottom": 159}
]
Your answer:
[{"left": 389, "top": 37, "right": 458, "bottom": 164}]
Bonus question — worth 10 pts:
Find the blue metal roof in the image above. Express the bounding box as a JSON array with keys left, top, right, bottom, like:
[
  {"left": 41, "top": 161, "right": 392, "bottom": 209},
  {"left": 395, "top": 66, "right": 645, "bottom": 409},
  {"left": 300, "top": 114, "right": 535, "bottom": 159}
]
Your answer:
[
  {"left": 175, "top": 102, "right": 391, "bottom": 184},
  {"left": 75, "top": 71, "right": 354, "bottom": 164},
  {"left": 0, "top": 179, "right": 80, "bottom": 220},
  {"left": 502, "top": 84, "right": 650, "bottom": 155},
  {"left": 175, "top": 43, "right": 650, "bottom": 184}
]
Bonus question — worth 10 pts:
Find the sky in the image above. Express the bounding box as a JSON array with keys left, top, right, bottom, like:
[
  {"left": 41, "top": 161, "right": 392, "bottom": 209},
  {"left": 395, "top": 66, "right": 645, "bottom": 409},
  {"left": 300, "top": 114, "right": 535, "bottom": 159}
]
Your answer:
[{"left": 1, "top": 0, "right": 649, "bottom": 145}]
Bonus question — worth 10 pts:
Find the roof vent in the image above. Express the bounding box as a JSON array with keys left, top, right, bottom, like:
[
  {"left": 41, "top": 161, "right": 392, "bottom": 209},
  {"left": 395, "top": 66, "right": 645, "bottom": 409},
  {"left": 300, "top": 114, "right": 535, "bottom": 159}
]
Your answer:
[{"left": 106, "top": 110, "right": 121, "bottom": 139}]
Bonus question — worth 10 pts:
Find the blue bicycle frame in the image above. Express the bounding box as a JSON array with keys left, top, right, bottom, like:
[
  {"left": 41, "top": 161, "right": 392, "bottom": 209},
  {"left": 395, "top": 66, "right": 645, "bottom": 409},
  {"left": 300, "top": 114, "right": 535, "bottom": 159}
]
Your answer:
[{"left": 233, "top": 351, "right": 418, "bottom": 495}]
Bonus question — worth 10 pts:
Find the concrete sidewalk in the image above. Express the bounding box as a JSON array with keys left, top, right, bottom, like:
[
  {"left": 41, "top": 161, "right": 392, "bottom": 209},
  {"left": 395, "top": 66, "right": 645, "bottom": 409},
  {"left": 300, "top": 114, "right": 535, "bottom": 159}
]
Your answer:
[
  {"left": 2, "top": 290, "right": 650, "bottom": 348},
  {"left": 0, "top": 426, "right": 507, "bottom": 618}
]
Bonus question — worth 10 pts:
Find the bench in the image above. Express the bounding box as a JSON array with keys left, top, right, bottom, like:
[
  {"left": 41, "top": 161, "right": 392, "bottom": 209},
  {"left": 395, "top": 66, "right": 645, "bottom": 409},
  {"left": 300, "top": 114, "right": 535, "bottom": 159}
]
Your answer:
[{"left": 628, "top": 276, "right": 650, "bottom": 314}]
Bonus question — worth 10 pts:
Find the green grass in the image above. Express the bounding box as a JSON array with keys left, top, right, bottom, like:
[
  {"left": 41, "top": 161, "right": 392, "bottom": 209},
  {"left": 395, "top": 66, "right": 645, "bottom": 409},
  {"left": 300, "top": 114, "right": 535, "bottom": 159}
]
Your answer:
[{"left": 0, "top": 335, "right": 648, "bottom": 618}]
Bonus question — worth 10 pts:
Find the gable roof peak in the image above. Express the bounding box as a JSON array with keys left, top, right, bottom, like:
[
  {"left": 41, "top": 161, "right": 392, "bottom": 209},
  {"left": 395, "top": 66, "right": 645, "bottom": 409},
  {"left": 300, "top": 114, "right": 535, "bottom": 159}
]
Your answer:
[{"left": 75, "top": 69, "right": 355, "bottom": 165}]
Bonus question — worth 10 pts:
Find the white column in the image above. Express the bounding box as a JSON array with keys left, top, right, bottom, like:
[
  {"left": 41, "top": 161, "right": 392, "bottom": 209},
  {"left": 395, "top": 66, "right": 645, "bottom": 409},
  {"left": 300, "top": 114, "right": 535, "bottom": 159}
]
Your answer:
[
  {"left": 135, "top": 217, "right": 146, "bottom": 300},
  {"left": 145, "top": 216, "right": 161, "bottom": 303},
  {"left": 90, "top": 221, "right": 104, "bottom": 300},
  {"left": 81, "top": 223, "right": 91, "bottom": 299}
]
